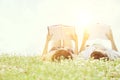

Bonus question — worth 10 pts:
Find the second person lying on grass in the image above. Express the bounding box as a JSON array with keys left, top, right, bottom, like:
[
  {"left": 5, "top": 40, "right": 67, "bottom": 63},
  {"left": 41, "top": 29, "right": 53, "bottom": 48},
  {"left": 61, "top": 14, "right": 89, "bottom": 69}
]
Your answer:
[
  {"left": 42, "top": 24, "right": 78, "bottom": 61},
  {"left": 78, "top": 23, "right": 120, "bottom": 60}
]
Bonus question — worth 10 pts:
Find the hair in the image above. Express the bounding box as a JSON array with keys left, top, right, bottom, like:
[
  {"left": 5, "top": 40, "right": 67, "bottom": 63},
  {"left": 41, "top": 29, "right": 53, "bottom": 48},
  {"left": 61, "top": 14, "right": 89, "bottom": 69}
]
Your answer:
[
  {"left": 51, "top": 49, "right": 73, "bottom": 61},
  {"left": 90, "top": 51, "right": 109, "bottom": 60}
]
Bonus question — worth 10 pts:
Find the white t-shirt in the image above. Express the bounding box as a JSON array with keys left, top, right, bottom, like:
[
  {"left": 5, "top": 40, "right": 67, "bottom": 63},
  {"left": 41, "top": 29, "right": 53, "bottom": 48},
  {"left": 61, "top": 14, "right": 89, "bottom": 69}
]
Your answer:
[{"left": 85, "top": 39, "right": 112, "bottom": 49}]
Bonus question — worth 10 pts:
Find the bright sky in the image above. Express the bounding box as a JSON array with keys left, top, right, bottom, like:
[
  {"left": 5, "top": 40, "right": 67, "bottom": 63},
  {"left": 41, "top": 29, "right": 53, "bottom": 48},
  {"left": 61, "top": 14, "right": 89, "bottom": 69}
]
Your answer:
[{"left": 0, "top": 0, "right": 120, "bottom": 56}]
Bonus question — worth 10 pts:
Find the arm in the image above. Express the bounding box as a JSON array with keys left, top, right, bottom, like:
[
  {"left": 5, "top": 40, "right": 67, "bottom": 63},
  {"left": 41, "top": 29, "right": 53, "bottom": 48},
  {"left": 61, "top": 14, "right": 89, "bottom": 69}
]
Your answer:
[
  {"left": 79, "top": 29, "right": 89, "bottom": 53},
  {"left": 106, "top": 28, "right": 118, "bottom": 51}
]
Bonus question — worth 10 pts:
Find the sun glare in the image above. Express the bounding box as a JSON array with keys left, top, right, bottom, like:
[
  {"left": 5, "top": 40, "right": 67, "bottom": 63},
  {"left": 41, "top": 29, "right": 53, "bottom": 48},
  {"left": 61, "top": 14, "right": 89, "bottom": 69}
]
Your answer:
[
  {"left": 74, "top": 10, "right": 97, "bottom": 35},
  {"left": 76, "top": 11, "right": 96, "bottom": 28}
]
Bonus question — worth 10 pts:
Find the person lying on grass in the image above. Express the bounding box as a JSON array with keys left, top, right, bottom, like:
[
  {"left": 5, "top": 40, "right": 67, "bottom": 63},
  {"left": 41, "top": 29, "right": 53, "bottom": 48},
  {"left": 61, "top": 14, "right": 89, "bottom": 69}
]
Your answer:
[
  {"left": 41, "top": 24, "right": 78, "bottom": 61},
  {"left": 78, "top": 23, "right": 120, "bottom": 60}
]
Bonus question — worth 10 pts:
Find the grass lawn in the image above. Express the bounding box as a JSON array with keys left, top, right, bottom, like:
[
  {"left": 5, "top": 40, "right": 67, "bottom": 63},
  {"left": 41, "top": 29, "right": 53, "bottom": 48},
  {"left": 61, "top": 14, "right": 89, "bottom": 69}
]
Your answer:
[{"left": 0, "top": 55, "right": 120, "bottom": 80}]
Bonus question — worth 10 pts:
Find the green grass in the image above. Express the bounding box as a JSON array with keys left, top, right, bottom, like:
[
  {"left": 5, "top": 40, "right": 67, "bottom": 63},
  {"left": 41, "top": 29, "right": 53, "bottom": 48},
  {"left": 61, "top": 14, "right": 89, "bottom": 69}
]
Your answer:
[{"left": 0, "top": 55, "right": 120, "bottom": 80}]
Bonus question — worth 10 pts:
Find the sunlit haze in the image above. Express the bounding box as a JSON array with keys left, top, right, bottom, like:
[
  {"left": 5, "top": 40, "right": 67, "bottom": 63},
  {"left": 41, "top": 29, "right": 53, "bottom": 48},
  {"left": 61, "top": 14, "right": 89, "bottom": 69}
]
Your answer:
[{"left": 0, "top": 0, "right": 120, "bottom": 56}]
